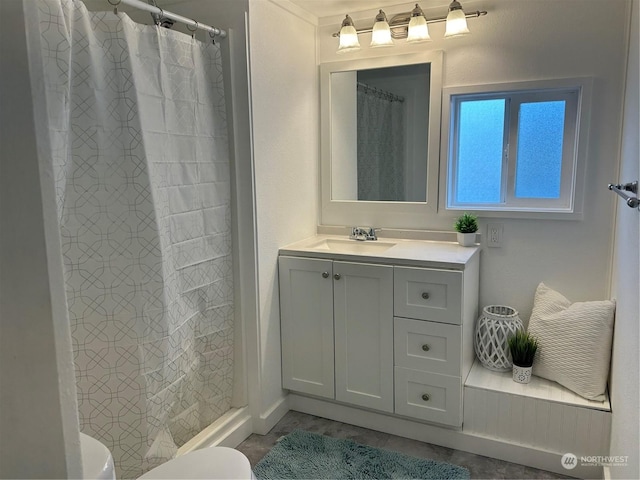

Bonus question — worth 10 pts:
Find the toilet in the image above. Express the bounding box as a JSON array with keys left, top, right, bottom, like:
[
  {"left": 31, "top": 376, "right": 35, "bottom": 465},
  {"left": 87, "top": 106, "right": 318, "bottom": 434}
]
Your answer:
[
  {"left": 80, "top": 433, "right": 116, "bottom": 480},
  {"left": 80, "top": 433, "right": 254, "bottom": 480},
  {"left": 139, "top": 447, "right": 255, "bottom": 480}
]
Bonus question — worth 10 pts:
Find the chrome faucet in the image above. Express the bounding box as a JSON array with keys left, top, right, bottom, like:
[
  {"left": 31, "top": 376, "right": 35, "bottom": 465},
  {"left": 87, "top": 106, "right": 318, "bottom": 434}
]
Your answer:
[{"left": 350, "top": 226, "right": 379, "bottom": 241}]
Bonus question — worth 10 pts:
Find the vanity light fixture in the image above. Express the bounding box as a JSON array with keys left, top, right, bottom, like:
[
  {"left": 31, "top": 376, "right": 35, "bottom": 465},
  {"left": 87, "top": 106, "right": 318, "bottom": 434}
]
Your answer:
[
  {"left": 370, "top": 10, "right": 394, "bottom": 47},
  {"left": 444, "top": 0, "right": 470, "bottom": 37},
  {"left": 407, "top": 4, "right": 430, "bottom": 43},
  {"left": 334, "top": 1, "right": 486, "bottom": 53},
  {"left": 337, "top": 14, "right": 361, "bottom": 54}
]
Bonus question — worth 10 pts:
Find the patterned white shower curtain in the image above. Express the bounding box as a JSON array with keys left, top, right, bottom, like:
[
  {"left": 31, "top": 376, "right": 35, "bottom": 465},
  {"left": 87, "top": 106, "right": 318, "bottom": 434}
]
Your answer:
[
  {"left": 357, "top": 84, "right": 406, "bottom": 201},
  {"left": 25, "top": 1, "right": 234, "bottom": 477}
]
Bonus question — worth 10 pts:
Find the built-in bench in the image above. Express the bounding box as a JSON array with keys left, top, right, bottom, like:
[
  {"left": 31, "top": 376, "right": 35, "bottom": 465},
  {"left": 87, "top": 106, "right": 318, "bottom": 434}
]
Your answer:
[{"left": 464, "top": 359, "right": 611, "bottom": 478}]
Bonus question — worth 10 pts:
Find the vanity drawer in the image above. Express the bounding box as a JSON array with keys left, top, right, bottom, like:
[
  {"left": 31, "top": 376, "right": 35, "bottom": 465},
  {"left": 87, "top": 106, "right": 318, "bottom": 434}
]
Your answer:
[
  {"left": 394, "top": 318, "right": 461, "bottom": 376},
  {"left": 394, "top": 267, "right": 462, "bottom": 324},
  {"left": 394, "top": 367, "right": 462, "bottom": 426}
]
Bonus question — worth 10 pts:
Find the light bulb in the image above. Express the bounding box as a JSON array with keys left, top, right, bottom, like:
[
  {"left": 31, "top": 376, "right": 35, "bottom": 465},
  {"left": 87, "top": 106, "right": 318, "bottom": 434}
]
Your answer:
[
  {"left": 445, "top": 1, "right": 470, "bottom": 37},
  {"left": 337, "top": 14, "right": 360, "bottom": 54},
  {"left": 370, "top": 10, "right": 393, "bottom": 47},
  {"left": 407, "top": 4, "right": 430, "bottom": 43}
]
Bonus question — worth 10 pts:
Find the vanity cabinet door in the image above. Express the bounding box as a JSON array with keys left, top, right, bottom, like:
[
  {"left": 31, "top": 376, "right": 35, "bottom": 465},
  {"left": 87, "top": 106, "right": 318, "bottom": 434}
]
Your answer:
[
  {"left": 334, "top": 261, "right": 394, "bottom": 413},
  {"left": 279, "top": 256, "right": 335, "bottom": 399}
]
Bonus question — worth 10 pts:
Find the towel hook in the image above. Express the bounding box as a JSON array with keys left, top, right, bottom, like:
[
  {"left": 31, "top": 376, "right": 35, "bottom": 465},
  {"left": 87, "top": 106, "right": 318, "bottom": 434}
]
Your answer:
[{"left": 608, "top": 181, "right": 640, "bottom": 209}]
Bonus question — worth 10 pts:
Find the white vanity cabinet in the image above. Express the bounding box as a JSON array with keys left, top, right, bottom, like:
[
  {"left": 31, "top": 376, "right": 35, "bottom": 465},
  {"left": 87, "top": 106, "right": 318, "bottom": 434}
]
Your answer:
[
  {"left": 279, "top": 256, "right": 394, "bottom": 411},
  {"left": 279, "top": 236, "right": 479, "bottom": 428},
  {"left": 393, "top": 266, "right": 473, "bottom": 427}
]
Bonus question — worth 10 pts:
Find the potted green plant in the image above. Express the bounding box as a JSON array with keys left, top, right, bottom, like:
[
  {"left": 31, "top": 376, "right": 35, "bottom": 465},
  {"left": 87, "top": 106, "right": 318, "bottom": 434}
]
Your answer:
[
  {"left": 454, "top": 213, "right": 478, "bottom": 246},
  {"left": 507, "top": 330, "right": 539, "bottom": 384}
]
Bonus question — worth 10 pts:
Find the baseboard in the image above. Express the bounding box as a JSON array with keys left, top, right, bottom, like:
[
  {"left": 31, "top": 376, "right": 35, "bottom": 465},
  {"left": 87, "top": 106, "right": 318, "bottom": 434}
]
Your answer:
[
  {"left": 177, "top": 406, "right": 253, "bottom": 454},
  {"left": 252, "top": 395, "right": 290, "bottom": 435},
  {"left": 289, "top": 394, "right": 604, "bottom": 479}
]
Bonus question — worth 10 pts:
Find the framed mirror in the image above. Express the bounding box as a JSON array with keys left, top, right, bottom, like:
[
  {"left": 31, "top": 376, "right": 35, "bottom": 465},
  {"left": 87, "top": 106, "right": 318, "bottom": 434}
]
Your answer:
[{"left": 320, "top": 51, "right": 443, "bottom": 228}]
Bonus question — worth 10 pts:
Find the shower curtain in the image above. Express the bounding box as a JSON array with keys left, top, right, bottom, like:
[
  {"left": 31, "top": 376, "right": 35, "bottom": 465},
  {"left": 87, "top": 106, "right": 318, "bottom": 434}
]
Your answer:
[
  {"left": 357, "top": 83, "right": 406, "bottom": 201},
  {"left": 25, "top": 1, "right": 234, "bottom": 477}
]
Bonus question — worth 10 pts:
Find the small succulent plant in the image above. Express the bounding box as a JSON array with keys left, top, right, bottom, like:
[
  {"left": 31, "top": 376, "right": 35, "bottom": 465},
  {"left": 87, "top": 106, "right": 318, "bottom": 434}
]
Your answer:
[
  {"left": 508, "top": 331, "right": 539, "bottom": 368},
  {"left": 454, "top": 213, "right": 478, "bottom": 234}
]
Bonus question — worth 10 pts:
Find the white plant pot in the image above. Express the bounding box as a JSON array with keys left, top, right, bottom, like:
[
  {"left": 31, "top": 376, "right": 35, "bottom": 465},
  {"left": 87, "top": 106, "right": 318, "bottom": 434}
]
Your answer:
[
  {"left": 457, "top": 232, "right": 476, "bottom": 247},
  {"left": 512, "top": 364, "right": 532, "bottom": 384}
]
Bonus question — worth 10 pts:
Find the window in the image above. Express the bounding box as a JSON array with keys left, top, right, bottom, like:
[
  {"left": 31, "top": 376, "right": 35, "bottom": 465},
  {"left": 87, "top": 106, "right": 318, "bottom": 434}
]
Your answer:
[{"left": 442, "top": 80, "right": 590, "bottom": 216}]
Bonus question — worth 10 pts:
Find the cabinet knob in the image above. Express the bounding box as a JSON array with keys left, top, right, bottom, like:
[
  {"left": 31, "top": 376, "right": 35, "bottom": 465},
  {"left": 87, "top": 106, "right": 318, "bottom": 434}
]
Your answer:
[
  {"left": 421, "top": 344, "right": 430, "bottom": 352},
  {"left": 322, "top": 272, "right": 329, "bottom": 278},
  {"left": 334, "top": 273, "right": 342, "bottom": 280},
  {"left": 421, "top": 292, "right": 430, "bottom": 300},
  {"left": 422, "top": 393, "right": 430, "bottom": 402}
]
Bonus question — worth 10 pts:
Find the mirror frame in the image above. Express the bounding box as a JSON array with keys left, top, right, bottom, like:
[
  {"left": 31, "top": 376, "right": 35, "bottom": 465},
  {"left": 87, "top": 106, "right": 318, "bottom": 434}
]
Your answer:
[{"left": 320, "top": 51, "right": 443, "bottom": 228}]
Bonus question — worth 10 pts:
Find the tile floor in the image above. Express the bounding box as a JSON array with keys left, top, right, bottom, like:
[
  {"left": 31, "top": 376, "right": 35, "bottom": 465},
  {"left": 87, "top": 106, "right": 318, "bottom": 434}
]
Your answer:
[{"left": 236, "top": 411, "right": 573, "bottom": 480}]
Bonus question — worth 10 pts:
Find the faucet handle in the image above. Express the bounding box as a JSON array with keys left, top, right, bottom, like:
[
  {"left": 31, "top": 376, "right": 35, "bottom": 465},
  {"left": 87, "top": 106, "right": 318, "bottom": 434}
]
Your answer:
[
  {"left": 364, "top": 227, "right": 380, "bottom": 240},
  {"left": 350, "top": 226, "right": 366, "bottom": 240},
  {"left": 350, "top": 226, "right": 379, "bottom": 240}
]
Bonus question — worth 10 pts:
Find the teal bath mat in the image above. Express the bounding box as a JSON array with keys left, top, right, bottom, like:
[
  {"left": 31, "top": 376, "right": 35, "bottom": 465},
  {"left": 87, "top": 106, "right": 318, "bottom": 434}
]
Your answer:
[{"left": 253, "top": 430, "right": 470, "bottom": 479}]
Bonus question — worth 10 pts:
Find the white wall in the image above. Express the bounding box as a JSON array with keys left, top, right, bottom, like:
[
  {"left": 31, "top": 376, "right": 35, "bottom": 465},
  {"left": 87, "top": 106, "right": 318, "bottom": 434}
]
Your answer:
[
  {"left": 331, "top": 71, "right": 358, "bottom": 200},
  {"left": 0, "top": 1, "right": 82, "bottom": 477},
  {"left": 318, "top": 0, "right": 630, "bottom": 321},
  {"left": 609, "top": 1, "right": 639, "bottom": 478},
  {"left": 248, "top": 0, "right": 319, "bottom": 427}
]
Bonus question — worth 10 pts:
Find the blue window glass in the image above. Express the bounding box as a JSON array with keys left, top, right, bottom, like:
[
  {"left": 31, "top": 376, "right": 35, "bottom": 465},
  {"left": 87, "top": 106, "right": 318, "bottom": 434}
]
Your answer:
[
  {"left": 456, "top": 99, "right": 505, "bottom": 204},
  {"left": 515, "top": 101, "right": 565, "bottom": 199}
]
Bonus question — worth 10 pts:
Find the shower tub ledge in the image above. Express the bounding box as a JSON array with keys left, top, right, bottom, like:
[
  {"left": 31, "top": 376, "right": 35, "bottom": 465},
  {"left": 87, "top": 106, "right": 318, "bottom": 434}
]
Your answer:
[{"left": 177, "top": 407, "right": 253, "bottom": 455}]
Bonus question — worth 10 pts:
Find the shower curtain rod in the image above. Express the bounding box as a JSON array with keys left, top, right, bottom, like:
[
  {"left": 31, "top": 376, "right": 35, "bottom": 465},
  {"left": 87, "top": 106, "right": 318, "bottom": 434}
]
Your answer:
[{"left": 109, "top": 0, "right": 227, "bottom": 38}]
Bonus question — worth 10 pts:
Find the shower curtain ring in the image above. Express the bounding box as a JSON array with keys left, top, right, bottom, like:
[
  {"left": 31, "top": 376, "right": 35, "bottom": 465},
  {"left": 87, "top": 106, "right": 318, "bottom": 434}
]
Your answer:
[
  {"left": 107, "top": 0, "right": 120, "bottom": 15},
  {"left": 155, "top": 8, "right": 165, "bottom": 26},
  {"left": 187, "top": 21, "right": 198, "bottom": 39},
  {"left": 209, "top": 30, "right": 217, "bottom": 45}
]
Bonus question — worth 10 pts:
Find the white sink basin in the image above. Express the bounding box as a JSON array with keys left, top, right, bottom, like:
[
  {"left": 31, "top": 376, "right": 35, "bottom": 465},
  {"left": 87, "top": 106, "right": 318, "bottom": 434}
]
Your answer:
[{"left": 308, "top": 238, "right": 396, "bottom": 254}]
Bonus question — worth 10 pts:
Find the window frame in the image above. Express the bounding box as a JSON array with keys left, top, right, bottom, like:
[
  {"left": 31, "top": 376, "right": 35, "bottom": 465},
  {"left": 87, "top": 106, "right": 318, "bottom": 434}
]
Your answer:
[{"left": 440, "top": 78, "right": 592, "bottom": 219}]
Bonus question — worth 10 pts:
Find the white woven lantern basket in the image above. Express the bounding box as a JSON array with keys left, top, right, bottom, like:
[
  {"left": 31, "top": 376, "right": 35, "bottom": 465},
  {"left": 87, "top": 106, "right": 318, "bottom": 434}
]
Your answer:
[{"left": 474, "top": 305, "right": 524, "bottom": 372}]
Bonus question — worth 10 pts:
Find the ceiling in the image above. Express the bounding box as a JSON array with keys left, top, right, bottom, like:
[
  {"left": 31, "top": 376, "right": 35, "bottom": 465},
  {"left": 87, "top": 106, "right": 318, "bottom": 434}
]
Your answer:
[
  {"left": 84, "top": 0, "right": 456, "bottom": 20},
  {"left": 287, "top": 0, "right": 409, "bottom": 19}
]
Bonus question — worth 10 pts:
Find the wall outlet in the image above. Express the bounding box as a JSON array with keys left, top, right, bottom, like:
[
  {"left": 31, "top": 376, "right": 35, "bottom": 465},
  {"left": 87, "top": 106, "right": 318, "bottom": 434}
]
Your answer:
[{"left": 487, "top": 223, "right": 503, "bottom": 247}]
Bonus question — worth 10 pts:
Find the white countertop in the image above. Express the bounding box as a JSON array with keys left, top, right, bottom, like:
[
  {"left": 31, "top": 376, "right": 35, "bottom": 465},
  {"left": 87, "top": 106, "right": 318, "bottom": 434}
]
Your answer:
[{"left": 279, "top": 234, "right": 480, "bottom": 270}]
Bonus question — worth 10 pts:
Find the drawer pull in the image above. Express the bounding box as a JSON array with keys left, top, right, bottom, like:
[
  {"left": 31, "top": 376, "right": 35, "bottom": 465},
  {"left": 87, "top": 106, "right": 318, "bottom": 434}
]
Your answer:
[
  {"left": 322, "top": 272, "right": 329, "bottom": 278},
  {"left": 421, "top": 344, "right": 430, "bottom": 352},
  {"left": 334, "top": 273, "right": 342, "bottom": 280},
  {"left": 421, "top": 292, "right": 430, "bottom": 300},
  {"left": 421, "top": 393, "right": 430, "bottom": 402}
]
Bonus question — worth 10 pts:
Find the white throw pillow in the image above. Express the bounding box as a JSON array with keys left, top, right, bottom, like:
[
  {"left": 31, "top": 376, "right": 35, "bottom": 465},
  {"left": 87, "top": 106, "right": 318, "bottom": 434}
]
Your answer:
[{"left": 527, "top": 283, "right": 615, "bottom": 401}]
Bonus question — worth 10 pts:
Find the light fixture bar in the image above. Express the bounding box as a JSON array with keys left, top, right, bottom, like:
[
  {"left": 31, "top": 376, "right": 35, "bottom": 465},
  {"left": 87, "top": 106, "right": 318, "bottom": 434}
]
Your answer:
[{"left": 332, "top": 10, "right": 486, "bottom": 38}]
